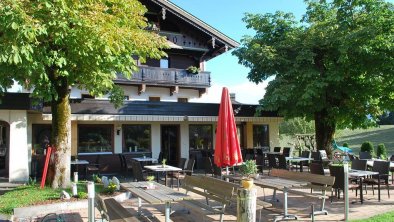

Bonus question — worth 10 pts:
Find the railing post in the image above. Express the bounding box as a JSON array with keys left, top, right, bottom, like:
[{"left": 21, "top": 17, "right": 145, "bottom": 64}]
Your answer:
[
  {"left": 344, "top": 162, "right": 349, "bottom": 222},
  {"left": 237, "top": 188, "right": 257, "bottom": 222}
]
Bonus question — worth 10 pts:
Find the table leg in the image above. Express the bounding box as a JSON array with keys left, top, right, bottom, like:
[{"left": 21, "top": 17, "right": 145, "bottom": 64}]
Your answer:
[
  {"left": 274, "top": 187, "right": 298, "bottom": 222},
  {"left": 165, "top": 201, "right": 171, "bottom": 222},
  {"left": 360, "top": 177, "right": 364, "bottom": 204},
  {"left": 300, "top": 161, "right": 304, "bottom": 172},
  {"left": 378, "top": 177, "right": 381, "bottom": 202},
  {"left": 165, "top": 172, "right": 168, "bottom": 186},
  {"left": 138, "top": 197, "right": 142, "bottom": 216}
]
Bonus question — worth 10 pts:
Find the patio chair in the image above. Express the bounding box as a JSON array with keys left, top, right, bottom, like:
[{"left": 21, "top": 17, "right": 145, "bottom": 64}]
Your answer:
[
  {"left": 329, "top": 165, "right": 360, "bottom": 202},
  {"left": 203, "top": 157, "right": 214, "bottom": 176},
  {"left": 170, "top": 159, "right": 195, "bottom": 190},
  {"left": 86, "top": 155, "right": 101, "bottom": 179},
  {"left": 277, "top": 154, "right": 288, "bottom": 170},
  {"left": 390, "top": 155, "right": 394, "bottom": 184},
  {"left": 120, "top": 154, "right": 133, "bottom": 175},
  {"left": 282, "top": 147, "right": 291, "bottom": 157},
  {"left": 310, "top": 162, "right": 325, "bottom": 193},
  {"left": 131, "top": 160, "right": 146, "bottom": 182},
  {"left": 294, "top": 151, "right": 310, "bottom": 172},
  {"left": 359, "top": 151, "right": 372, "bottom": 160},
  {"left": 267, "top": 153, "right": 277, "bottom": 174},
  {"left": 350, "top": 159, "right": 368, "bottom": 193},
  {"left": 363, "top": 161, "right": 390, "bottom": 200}
]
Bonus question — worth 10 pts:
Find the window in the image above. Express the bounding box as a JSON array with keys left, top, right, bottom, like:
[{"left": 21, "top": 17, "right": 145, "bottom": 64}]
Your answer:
[
  {"left": 149, "top": 97, "right": 160, "bottom": 102},
  {"left": 78, "top": 125, "right": 113, "bottom": 153},
  {"left": 189, "top": 125, "right": 213, "bottom": 150},
  {"left": 122, "top": 125, "right": 151, "bottom": 153},
  {"left": 81, "top": 94, "right": 94, "bottom": 99},
  {"left": 178, "top": 98, "right": 188, "bottom": 103},
  {"left": 32, "top": 124, "right": 51, "bottom": 155},
  {"left": 253, "top": 125, "right": 269, "bottom": 147},
  {"left": 124, "top": 96, "right": 130, "bottom": 100}
]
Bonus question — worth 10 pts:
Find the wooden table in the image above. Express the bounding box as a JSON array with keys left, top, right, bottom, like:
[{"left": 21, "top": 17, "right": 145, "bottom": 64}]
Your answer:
[
  {"left": 144, "top": 165, "right": 182, "bottom": 186},
  {"left": 121, "top": 181, "right": 190, "bottom": 222},
  {"left": 349, "top": 169, "right": 379, "bottom": 203}
]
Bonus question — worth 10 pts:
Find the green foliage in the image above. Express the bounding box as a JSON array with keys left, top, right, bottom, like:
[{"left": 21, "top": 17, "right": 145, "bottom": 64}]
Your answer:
[
  {"left": 233, "top": 0, "right": 394, "bottom": 152},
  {"left": 162, "top": 158, "right": 167, "bottom": 165},
  {"left": 360, "top": 141, "right": 375, "bottom": 156},
  {"left": 186, "top": 66, "right": 200, "bottom": 74},
  {"left": 27, "top": 177, "right": 36, "bottom": 186},
  {"left": 342, "top": 142, "right": 349, "bottom": 148},
  {"left": 0, "top": 0, "right": 167, "bottom": 188},
  {"left": 146, "top": 175, "right": 155, "bottom": 181},
  {"left": 280, "top": 117, "right": 315, "bottom": 135},
  {"left": 92, "top": 174, "right": 101, "bottom": 183},
  {"left": 77, "top": 191, "right": 88, "bottom": 199},
  {"left": 239, "top": 160, "right": 258, "bottom": 178},
  {"left": 376, "top": 143, "right": 387, "bottom": 160},
  {"left": 105, "top": 182, "right": 117, "bottom": 194}
]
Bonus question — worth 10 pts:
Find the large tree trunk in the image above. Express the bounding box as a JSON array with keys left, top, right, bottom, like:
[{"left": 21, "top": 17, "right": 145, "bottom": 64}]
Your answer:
[
  {"left": 314, "top": 109, "right": 336, "bottom": 157},
  {"left": 49, "top": 78, "right": 71, "bottom": 189}
]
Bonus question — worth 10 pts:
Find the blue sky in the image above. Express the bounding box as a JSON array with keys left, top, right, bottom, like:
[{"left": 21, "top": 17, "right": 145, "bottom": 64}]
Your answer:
[{"left": 172, "top": 0, "right": 308, "bottom": 104}]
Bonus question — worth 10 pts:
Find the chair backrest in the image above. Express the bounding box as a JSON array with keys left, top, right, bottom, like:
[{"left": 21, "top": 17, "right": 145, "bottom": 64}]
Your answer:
[
  {"left": 131, "top": 161, "right": 144, "bottom": 181},
  {"left": 390, "top": 155, "right": 394, "bottom": 161},
  {"left": 203, "top": 157, "right": 213, "bottom": 174},
  {"left": 301, "top": 151, "right": 310, "bottom": 158},
  {"left": 273, "top": 147, "right": 281, "bottom": 152},
  {"left": 178, "top": 158, "right": 187, "bottom": 170},
  {"left": 267, "top": 153, "right": 277, "bottom": 169},
  {"left": 118, "top": 154, "right": 125, "bottom": 170},
  {"left": 310, "top": 162, "right": 325, "bottom": 175},
  {"left": 186, "top": 159, "right": 195, "bottom": 173},
  {"left": 372, "top": 161, "right": 390, "bottom": 181},
  {"left": 245, "top": 153, "right": 254, "bottom": 160},
  {"left": 255, "top": 154, "right": 265, "bottom": 167},
  {"left": 158, "top": 152, "right": 163, "bottom": 163},
  {"left": 359, "top": 151, "right": 372, "bottom": 160},
  {"left": 212, "top": 163, "right": 223, "bottom": 177},
  {"left": 329, "top": 165, "right": 345, "bottom": 190},
  {"left": 277, "top": 154, "right": 287, "bottom": 169},
  {"left": 319, "top": 150, "right": 329, "bottom": 160},
  {"left": 283, "top": 147, "right": 291, "bottom": 157},
  {"left": 311, "top": 151, "right": 321, "bottom": 162},
  {"left": 351, "top": 159, "right": 367, "bottom": 171}
]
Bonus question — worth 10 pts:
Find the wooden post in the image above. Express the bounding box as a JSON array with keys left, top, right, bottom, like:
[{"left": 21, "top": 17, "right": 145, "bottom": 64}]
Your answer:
[{"left": 237, "top": 188, "right": 257, "bottom": 222}]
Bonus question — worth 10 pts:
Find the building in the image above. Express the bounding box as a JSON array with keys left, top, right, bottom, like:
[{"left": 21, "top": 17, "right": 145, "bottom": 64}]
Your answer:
[{"left": 0, "top": 0, "right": 282, "bottom": 182}]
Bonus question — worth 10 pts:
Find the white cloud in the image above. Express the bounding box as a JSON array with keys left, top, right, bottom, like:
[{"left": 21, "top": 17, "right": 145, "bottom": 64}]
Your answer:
[{"left": 190, "top": 81, "right": 268, "bottom": 104}]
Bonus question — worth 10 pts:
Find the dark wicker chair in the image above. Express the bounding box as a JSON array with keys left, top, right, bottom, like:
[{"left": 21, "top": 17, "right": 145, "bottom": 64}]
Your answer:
[
  {"left": 363, "top": 161, "right": 390, "bottom": 200},
  {"left": 329, "top": 165, "right": 360, "bottom": 202}
]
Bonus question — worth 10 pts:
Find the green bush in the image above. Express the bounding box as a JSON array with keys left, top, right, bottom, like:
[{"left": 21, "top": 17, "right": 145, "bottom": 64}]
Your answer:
[
  {"left": 360, "top": 141, "right": 375, "bottom": 156},
  {"left": 343, "top": 142, "right": 349, "bottom": 147},
  {"left": 376, "top": 143, "right": 387, "bottom": 159},
  {"left": 77, "top": 191, "right": 88, "bottom": 199}
]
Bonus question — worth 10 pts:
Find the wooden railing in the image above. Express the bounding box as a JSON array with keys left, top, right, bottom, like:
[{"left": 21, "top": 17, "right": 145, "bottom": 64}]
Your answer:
[{"left": 116, "top": 66, "right": 210, "bottom": 87}]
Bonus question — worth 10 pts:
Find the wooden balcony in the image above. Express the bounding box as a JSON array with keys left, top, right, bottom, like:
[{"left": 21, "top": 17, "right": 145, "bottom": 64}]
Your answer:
[{"left": 115, "top": 66, "right": 211, "bottom": 88}]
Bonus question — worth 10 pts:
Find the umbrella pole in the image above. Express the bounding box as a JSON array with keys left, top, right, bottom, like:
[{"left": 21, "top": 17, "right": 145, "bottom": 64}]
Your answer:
[{"left": 226, "top": 167, "right": 229, "bottom": 182}]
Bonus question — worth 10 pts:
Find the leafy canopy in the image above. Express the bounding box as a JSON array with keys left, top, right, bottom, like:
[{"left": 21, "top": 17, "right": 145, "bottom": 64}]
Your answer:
[
  {"left": 233, "top": 0, "right": 394, "bottom": 130},
  {"left": 0, "top": 0, "right": 167, "bottom": 104}
]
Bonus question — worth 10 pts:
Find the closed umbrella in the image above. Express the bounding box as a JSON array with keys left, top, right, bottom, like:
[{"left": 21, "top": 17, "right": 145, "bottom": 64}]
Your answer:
[{"left": 214, "top": 87, "right": 243, "bottom": 174}]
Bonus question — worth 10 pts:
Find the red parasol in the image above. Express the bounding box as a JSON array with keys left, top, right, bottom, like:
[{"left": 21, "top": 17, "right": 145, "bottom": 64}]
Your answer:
[{"left": 214, "top": 87, "right": 243, "bottom": 167}]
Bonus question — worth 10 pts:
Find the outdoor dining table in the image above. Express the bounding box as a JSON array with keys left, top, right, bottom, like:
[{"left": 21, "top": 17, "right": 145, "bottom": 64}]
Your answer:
[
  {"left": 285, "top": 157, "right": 313, "bottom": 172},
  {"left": 348, "top": 169, "right": 379, "bottom": 203},
  {"left": 144, "top": 165, "right": 182, "bottom": 186},
  {"left": 120, "top": 181, "right": 190, "bottom": 222},
  {"left": 223, "top": 174, "right": 308, "bottom": 221},
  {"left": 366, "top": 160, "right": 394, "bottom": 168}
]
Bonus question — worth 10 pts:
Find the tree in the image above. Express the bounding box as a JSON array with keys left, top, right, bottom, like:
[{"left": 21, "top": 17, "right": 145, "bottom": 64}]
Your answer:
[
  {"left": 0, "top": 0, "right": 167, "bottom": 188},
  {"left": 279, "top": 117, "right": 315, "bottom": 135},
  {"left": 233, "top": 0, "right": 394, "bottom": 155}
]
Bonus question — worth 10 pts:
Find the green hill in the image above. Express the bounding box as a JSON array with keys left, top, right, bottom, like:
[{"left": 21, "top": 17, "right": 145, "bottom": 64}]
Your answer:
[
  {"left": 336, "top": 125, "right": 394, "bottom": 155},
  {"left": 279, "top": 125, "right": 394, "bottom": 156}
]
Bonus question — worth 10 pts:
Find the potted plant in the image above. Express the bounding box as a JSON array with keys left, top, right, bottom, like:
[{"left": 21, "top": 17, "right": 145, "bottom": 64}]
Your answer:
[
  {"left": 161, "top": 158, "right": 167, "bottom": 168},
  {"left": 146, "top": 175, "right": 155, "bottom": 189},
  {"left": 186, "top": 66, "right": 200, "bottom": 74},
  {"left": 239, "top": 160, "right": 258, "bottom": 189}
]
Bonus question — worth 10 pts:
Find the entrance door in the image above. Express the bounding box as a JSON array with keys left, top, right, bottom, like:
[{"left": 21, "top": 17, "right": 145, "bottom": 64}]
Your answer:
[
  {"left": 0, "top": 122, "right": 10, "bottom": 178},
  {"left": 161, "top": 125, "right": 180, "bottom": 166}
]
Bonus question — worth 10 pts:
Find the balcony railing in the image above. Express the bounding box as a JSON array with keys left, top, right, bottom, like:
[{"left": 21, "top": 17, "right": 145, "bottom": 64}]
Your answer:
[{"left": 116, "top": 66, "right": 210, "bottom": 87}]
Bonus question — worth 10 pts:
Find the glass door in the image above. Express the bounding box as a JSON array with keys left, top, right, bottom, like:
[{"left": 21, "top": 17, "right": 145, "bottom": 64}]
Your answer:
[{"left": 161, "top": 125, "right": 180, "bottom": 166}]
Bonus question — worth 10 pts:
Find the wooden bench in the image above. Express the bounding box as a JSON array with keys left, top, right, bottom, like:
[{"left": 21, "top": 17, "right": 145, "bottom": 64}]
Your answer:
[
  {"left": 270, "top": 169, "right": 335, "bottom": 216},
  {"left": 96, "top": 196, "right": 139, "bottom": 222},
  {"left": 181, "top": 175, "right": 271, "bottom": 222}
]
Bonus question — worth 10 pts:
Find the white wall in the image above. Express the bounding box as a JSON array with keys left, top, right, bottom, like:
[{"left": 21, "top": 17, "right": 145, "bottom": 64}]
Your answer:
[
  {"left": 151, "top": 123, "right": 161, "bottom": 159},
  {"left": 69, "top": 85, "right": 201, "bottom": 101},
  {"left": 0, "top": 110, "right": 29, "bottom": 182}
]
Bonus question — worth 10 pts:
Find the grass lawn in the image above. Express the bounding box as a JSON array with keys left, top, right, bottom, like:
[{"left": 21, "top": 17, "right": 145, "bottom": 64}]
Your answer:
[
  {"left": 351, "top": 211, "right": 394, "bottom": 222},
  {"left": 280, "top": 125, "right": 394, "bottom": 155},
  {"left": 0, "top": 182, "right": 104, "bottom": 215}
]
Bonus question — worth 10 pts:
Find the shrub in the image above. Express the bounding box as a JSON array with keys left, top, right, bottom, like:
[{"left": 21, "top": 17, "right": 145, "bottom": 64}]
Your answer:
[
  {"left": 360, "top": 141, "right": 375, "bottom": 156},
  {"left": 77, "top": 192, "right": 88, "bottom": 199},
  {"left": 105, "top": 182, "right": 117, "bottom": 194},
  {"left": 342, "top": 142, "right": 349, "bottom": 147},
  {"left": 376, "top": 143, "right": 387, "bottom": 159},
  {"left": 186, "top": 66, "right": 200, "bottom": 74}
]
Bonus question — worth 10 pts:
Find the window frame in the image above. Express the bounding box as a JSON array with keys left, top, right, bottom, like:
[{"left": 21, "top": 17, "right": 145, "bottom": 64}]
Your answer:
[
  {"left": 122, "top": 124, "right": 152, "bottom": 153},
  {"left": 77, "top": 124, "right": 114, "bottom": 154},
  {"left": 189, "top": 124, "right": 213, "bottom": 151},
  {"left": 253, "top": 124, "right": 270, "bottom": 147}
]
